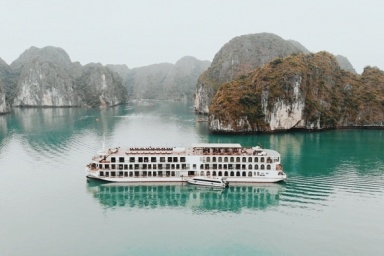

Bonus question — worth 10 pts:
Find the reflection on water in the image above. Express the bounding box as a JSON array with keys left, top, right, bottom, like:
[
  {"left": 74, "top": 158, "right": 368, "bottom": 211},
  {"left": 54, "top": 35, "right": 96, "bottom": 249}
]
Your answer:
[{"left": 86, "top": 180, "right": 284, "bottom": 212}]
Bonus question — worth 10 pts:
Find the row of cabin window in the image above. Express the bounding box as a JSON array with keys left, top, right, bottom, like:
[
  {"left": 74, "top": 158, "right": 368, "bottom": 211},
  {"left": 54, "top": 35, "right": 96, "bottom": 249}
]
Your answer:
[
  {"left": 99, "top": 171, "right": 176, "bottom": 177},
  {"left": 200, "top": 164, "right": 272, "bottom": 170},
  {"left": 97, "top": 163, "right": 190, "bottom": 170},
  {"left": 204, "top": 156, "right": 276, "bottom": 163},
  {"left": 111, "top": 156, "right": 187, "bottom": 163},
  {"left": 98, "top": 170, "right": 267, "bottom": 178},
  {"left": 200, "top": 171, "right": 267, "bottom": 177}
]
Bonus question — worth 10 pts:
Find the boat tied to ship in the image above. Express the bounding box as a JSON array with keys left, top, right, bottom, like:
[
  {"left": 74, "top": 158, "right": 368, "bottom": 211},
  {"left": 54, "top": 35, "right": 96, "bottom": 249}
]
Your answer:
[
  {"left": 186, "top": 176, "right": 229, "bottom": 188},
  {"left": 85, "top": 143, "right": 287, "bottom": 183}
]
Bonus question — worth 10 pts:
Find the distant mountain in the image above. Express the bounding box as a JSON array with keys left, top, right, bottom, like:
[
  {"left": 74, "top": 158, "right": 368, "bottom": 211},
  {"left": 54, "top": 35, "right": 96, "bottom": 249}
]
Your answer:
[
  {"left": 194, "top": 33, "right": 306, "bottom": 114},
  {"left": 336, "top": 55, "right": 357, "bottom": 74},
  {"left": 8, "top": 46, "right": 127, "bottom": 108},
  {"left": 127, "top": 56, "right": 210, "bottom": 101}
]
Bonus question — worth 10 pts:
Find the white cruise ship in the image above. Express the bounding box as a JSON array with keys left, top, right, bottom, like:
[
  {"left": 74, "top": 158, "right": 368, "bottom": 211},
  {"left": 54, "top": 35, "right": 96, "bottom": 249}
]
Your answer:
[{"left": 86, "top": 143, "right": 287, "bottom": 183}]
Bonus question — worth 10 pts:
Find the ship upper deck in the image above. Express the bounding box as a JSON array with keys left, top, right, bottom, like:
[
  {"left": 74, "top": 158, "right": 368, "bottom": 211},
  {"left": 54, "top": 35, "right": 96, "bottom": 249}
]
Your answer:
[{"left": 92, "top": 144, "right": 279, "bottom": 162}]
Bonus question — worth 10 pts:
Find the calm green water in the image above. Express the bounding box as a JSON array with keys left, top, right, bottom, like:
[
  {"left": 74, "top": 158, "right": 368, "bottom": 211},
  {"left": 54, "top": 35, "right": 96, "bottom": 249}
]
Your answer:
[{"left": 0, "top": 101, "right": 383, "bottom": 256}]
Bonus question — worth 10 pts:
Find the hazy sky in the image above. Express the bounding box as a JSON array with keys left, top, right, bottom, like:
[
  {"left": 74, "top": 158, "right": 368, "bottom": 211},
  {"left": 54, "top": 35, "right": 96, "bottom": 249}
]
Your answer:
[{"left": 0, "top": 0, "right": 383, "bottom": 73}]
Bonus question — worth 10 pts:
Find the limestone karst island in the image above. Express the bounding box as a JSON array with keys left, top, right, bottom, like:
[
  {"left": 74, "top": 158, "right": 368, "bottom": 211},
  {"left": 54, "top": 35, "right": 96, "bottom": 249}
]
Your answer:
[{"left": 1, "top": 33, "right": 383, "bottom": 133}]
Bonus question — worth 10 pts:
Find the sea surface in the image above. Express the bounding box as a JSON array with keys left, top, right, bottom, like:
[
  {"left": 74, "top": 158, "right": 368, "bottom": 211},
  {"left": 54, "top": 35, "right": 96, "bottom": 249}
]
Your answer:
[{"left": 0, "top": 101, "right": 383, "bottom": 256}]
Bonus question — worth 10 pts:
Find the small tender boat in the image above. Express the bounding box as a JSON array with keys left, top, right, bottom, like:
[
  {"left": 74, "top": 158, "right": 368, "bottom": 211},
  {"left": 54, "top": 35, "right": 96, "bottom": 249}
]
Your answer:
[{"left": 187, "top": 176, "right": 229, "bottom": 188}]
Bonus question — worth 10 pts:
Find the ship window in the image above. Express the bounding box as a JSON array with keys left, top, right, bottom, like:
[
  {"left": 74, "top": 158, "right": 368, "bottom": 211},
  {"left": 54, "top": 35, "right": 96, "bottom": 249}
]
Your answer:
[
  {"left": 171, "top": 171, "right": 175, "bottom": 176},
  {"left": 248, "top": 157, "right": 252, "bottom": 162},
  {"left": 242, "top": 164, "right": 246, "bottom": 169},
  {"left": 213, "top": 171, "right": 216, "bottom": 176},
  {"left": 218, "top": 164, "right": 222, "bottom": 169},
  {"left": 151, "top": 157, "right": 156, "bottom": 162},
  {"left": 267, "top": 164, "right": 271, "bottom": 170},
  {"left": 193, "top": 164, "right": 196, "bottom": 169},
  {"left": 119, "top": 157, "right": 125, "bottom": 163},
  {"left": 124, "top": 164, "right": 128, "bottom": 170},
  {"left": 135, "top": 164, "right": 139, "bottom": 169},
  {"left": 153, "top": 164, "right": 157, "bottom": 169},
  {"left": 134, "top": 171, "right": 139, "bottom": 177},
  {"left": 224, "top": 157, "right": 228, "bottom": 162},
  {"left": 180, "top": 157, "right": 186, "bottom": 162},
  {"left": 248, "top": 171, "right": 252, "bottom": 177},
  {"left": 168, "top": 157, "right": 172, "bottom": 162},
  {"left": 153, "top": 171, "right": 157, "bottom": 177},
  {"left": 218, "top": 157, "right": 222, "bottom": 162},
  {"left": 254, "top": 157, "right": 258, "bottom": 162},
  {"left": 224, "top": 171, "right": 228, "bottom": 176},
  {"left": 143, "top": 164, "right": 147, "bottom": 169},
  {"left": 166, "top": 164, "right": 170, "bottom": 169},
  {"left": 171, "top": 164, "right": 175, "bottom": 169},
  {"left": 248, "top": 164, "right": 252, "bottom": 170},
  {"left": 236, "top": 157, "right": 240, "bottom": 162},
  {"left": 267, "top": 157, "right": 272, "bottom": 163},
  {"left": 129, "top": 157, "right": 135, "bottom": 162},
  {"left": 182, "top": 164, "right": 186, "bottom": 169},
  {"left": 111, "top": 157, "right": 116, "bottom": 163},
  {"left": 158, "top": 164, "right": 163, "bottom": 170},
  {"left": 254, "top": 165, "right": 258, "bottom": 170},
  {"left": 230, "top": 171, "right": 234, "bottom": 177},
  {"left": 129, "top": 164, "right": 133, "bottom": 170},
  {"left": 207, "top": 171, "right": 211, "bottom": 176},
  {"left": 173, "top": 157, "right": 178, "bottom": 162},
  {"left": 138, "top": 157, "right": 143, "bottom": 163},
  {"left": 166, "top": 171, "right": 170, "bottom": 176},
  {"left": 148, "top": 165, "right": 152, "bottom": 170},
  {"left": 212, "top": 157, "right": 216, "bottom": 162},
  {"left": 148, "top": 171, "right": 152, "bottom": 177},
  {"left": 200, "top": 171, "right": 204, "bottom": 176},
  {"left": 112, "top": 164, "right": 116, "bottom": 169},
  {"left": 100, "top": 171, "right": 104, "bottom": 176},
  {"left": 261, "top": 164, "right": 265, "bottom": 170},
  {"left": 206, "top": 157, "right": 210, "bottom": 162},
  {"left": 158, "top": 171, "right": 163, "bottom": 177},
  {"left": 213, "top": 164, "right": 217, "bottom": 169},
  {"left": 236, "top": 164, "right": 241, "bottom": 169},
  {"left": 106, "top": 172, "right": 109, "bottom": 177},
  {"left": 218, "top": 171, "right": 222, "bottom": 176},
  {"left": 200, "top": 164, "right": 204, "bottom": 169},
  {"left": 261, "top": 157, "right": 265, "bottom": 162},
  {"left": 119, "top": 171, "right": 123, "bottom": 176},
  {"left": 224, "top": 164, "right": 227, "bottom": 169},
  {"left": 129, "top": 172, "right": 133, "bottom": 177},
  {"left": 230, "top": 157, "right": 234, "bottom": 162},
  {"left": 176, "top": 164, "right": 180, "bottom": 169},
  {"left": 144, "top": 157, "right": 148, "bottom": 162},
  {"left": 242, "top": 171, "right": 246, "bottom": 177},
  {"left": 111, "top": 171, "right": 116, "bottom": 177},
  {"left": 119, "top": 164, "right": 123, "bottom": 170},
  {"left": 236, "top": 171, "right": 240, "bottom": 176},
  {"left": 242, "top": 157, "right": 246, "bottom": 162},
  {"left": 160, "top": 157, "right": 165, "bottom": 162},
  {"left": 143, "top": 171, "right": 147, "bottom": 177}
]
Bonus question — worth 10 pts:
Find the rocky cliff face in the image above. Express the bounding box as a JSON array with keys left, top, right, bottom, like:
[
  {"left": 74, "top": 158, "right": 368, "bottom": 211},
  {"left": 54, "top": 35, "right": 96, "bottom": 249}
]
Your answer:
[
  {"left": 209, "top": 52, "right": 384, "bottom": 133},
  {"left": 8, "top": 46, "right": 127, "bottom": 108},
  {"left": 0, "top": 58, "right": 16, "bottom": 113},
  {"left": 75, "top": 64, "right": 127, "bottom": 107},
  {"left": 194, "top": 33, "right": 306, "bottom": 114},
  {"left": 127, "top": 56, "right": 210, "bottom": 101}
]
